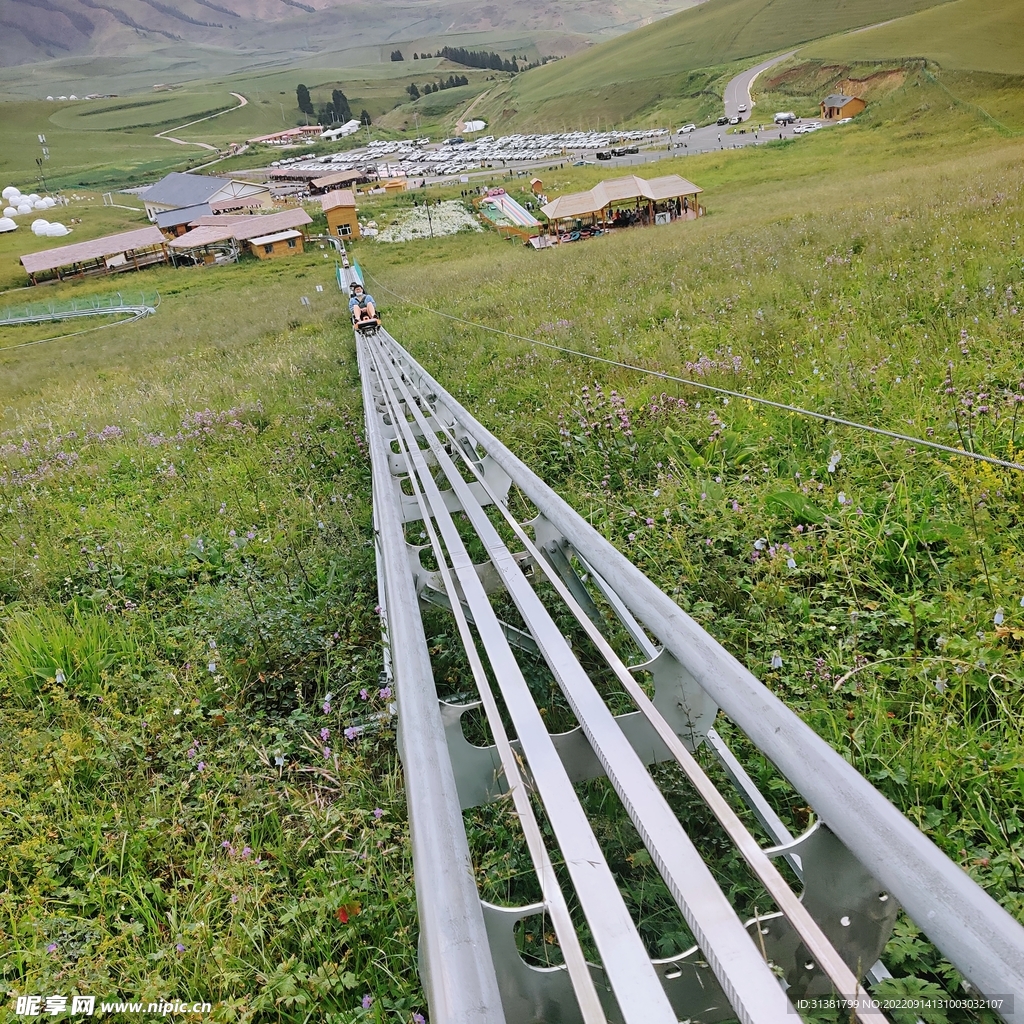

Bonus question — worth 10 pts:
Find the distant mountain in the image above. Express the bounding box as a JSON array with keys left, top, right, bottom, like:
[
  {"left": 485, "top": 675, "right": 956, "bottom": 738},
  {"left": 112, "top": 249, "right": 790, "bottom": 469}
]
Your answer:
[{"left": 0, "top": 0, "right": 690, "bottom": 73}]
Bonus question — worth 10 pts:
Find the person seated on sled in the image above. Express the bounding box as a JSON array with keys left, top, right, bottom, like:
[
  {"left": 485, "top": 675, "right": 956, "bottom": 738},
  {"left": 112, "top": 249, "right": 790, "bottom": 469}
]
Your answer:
[{"left": 349, "top": 283, "right": 377, "bottom": 321}]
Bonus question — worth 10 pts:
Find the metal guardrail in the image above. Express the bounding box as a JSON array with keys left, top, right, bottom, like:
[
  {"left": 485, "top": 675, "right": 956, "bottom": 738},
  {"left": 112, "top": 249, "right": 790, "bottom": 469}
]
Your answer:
[
  {"left": 358, "top": 326, "right": 1024, "bottom": 1024},
  {"left": 0, "top": 291, "right": 158, "bottom": 327}
]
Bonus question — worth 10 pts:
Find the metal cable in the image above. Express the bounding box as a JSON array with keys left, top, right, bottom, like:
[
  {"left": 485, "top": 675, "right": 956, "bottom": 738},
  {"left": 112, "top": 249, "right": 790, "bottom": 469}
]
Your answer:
[{"left": 364, "top": 270, "right": 1024, "bottom": 473}]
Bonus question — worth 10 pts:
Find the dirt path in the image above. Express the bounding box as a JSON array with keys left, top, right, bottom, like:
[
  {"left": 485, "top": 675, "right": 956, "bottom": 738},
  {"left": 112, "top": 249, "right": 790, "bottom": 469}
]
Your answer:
[
  {"left": 155, "top": 92, "right": 248, "bottom": 150},
  {"left": 455, "top": 89, "right": 490, "bottom": 134}
]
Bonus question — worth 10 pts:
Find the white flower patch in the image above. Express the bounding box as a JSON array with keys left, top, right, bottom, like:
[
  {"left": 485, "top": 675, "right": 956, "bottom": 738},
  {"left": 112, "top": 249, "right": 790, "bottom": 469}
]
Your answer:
[{"left": 375, "top": 201, "right": 482, "bottom": 243}]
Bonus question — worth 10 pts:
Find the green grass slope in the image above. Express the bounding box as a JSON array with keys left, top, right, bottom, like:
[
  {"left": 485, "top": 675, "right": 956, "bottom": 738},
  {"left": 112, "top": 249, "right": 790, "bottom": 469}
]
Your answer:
[
  {"left": 479, "top": 0, "right": 951, "bottom": 127},
  {"left": 808, "top": 0, "right": 1024, "bottom": 75}
]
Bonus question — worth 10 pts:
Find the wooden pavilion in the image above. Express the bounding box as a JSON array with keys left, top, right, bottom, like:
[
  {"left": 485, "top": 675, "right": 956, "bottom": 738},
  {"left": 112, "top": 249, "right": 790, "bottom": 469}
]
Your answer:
[{"left": 540, "top": 174, "right": 703, "bottom": 240}]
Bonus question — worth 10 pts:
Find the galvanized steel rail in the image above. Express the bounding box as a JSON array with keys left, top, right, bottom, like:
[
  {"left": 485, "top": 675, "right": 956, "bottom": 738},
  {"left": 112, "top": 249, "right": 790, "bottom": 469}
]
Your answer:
[
  {"left": 358, "top": 325, "right": 1024, "bottom": 1024},
  {"left": 0, "top": 292, "right": 157, "bottom": 327}
]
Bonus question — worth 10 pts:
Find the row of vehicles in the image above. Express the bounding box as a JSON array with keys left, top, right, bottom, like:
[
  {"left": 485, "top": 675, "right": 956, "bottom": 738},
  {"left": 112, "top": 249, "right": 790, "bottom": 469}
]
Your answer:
[{"left": 596, "top": 145, "right": 641, "bottom": 160}]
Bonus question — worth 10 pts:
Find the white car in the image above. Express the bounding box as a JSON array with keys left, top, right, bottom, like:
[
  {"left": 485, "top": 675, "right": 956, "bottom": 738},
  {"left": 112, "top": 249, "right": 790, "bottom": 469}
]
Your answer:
[
  {"left": 738, "top": 103, "right": 747, "bottom": 113},
  {"left": 835, "top": 117, "right": 853, "bottom": 125},
  {"left": 677, "top": 124, "right": 697, "bottom": 134}
]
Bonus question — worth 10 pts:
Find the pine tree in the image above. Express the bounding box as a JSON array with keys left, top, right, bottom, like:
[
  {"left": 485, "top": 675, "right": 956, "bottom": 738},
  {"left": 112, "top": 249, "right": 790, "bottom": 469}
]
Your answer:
[
  {"left": 296, "top": 83, "right": 314, "bottom": 118},
  {"left": 390, "top": 49, "right": 404, "bottom": 61},
  {"left": 360, "top": 110, "right": 372, "bottom": 125},
  {"left": 332, "top": 88, "right": 352, "bottom": 123},
  {"left": 407, "top": 83, "right": 420, "bottom": 100}
]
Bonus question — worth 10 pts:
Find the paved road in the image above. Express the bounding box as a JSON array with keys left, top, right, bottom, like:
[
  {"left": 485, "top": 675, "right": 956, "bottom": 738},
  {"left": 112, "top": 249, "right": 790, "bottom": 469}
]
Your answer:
[{"left": 723, "top": 51, "right": 797, "bottom": 122}]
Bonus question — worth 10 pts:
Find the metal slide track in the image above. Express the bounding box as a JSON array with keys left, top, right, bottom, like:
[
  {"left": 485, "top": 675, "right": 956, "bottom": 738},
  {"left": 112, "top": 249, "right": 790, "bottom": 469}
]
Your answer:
[{"left": 357, "top": 326, "right": 1024, "bottom": 1024}]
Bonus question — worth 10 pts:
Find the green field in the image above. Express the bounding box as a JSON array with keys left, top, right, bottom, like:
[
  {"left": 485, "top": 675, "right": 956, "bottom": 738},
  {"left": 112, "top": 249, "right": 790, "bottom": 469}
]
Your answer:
[
  {"left": 477, "top": 0, "right": 954, "bottom": 128},
  {"left": 808, "top": 0, "right": 1024, "bottom": 75},
  {"left": 0, "top": 60, "right": 502, "bottom": 194},
  {"left": 4, "top": 1, "right": 1024, "bottom": 1018}
]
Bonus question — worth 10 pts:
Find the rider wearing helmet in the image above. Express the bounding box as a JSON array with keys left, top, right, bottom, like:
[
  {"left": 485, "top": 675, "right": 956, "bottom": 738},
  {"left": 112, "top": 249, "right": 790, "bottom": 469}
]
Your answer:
[{"left": 349, "top": 283, "right": 377, "bottom": 321}]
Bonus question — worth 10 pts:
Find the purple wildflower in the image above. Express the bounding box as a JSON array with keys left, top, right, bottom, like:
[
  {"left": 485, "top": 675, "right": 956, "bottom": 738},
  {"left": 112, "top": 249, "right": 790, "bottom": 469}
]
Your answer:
[
  {"left": 46, "top": 943, "right": 57, "bottom": 953},
  {"left": 321, "top": 727, "right": 330, "bottom": 741},
  {"left": 373, "top": 807, "right": 384, "bottom": 820},
  {"left": 379, "top": 686, "right": 392, "bottom": 700},
  {"left": 362, "top": 995, "right": 373, "bottom": 1010},
  {"left": 345, "top": 726, "right": 359, "bottom": 741},
  {"left": 176, "top": 943, "right": 186, "bottom": 953}
]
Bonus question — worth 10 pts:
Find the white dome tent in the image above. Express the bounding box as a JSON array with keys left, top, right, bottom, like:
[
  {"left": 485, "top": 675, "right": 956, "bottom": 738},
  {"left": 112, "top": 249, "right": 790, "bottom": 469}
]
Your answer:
[
  {"left": 3, "top": 207, "right": 17, "bottom": 218},
  {"left": 32, "top": 219, "right": 51, "bottom": 235},
  {"left": 0, "top": 217, "right": 17, "bottom": 233},
  {"left": 46, "top": 222, "right": 70, "bottom": 236},
  {"left": 16, "top": 202, "right": 32, "bottom": 215},
  {"left": 2, "top": 186, "right": 20, "bottom": 200}
]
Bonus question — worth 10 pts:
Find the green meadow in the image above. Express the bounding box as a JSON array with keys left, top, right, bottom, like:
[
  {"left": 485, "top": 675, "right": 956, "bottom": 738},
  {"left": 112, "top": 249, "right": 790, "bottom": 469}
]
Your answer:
[{"left": 2, "top": 10, "right": 1024, "bottom": 1022}]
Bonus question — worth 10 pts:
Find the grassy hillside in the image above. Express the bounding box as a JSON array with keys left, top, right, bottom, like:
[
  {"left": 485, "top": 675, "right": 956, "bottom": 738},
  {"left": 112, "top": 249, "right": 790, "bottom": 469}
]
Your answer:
[
  {"left": 808, "top": 0, "right": 1024, "bottom": 76},
  {"left": 0, "top": 0, "right": 687, "bottom": 90},
  {"left": 0, "top": 60, "right": 497, "bottom": 192},
  {"left": 3, "top": 74, "right": 1024, "bottom": 1016},
  {"left": 477, "top": 0, "right": 951, "bottom": 128}
]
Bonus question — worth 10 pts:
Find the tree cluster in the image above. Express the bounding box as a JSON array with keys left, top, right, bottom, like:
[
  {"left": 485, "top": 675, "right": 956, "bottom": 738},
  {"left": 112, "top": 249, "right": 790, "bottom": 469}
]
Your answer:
[
  {"left": 296, "top": 83, "right": 314, "bottom": 119},
  {"left": 412, "top": 46, "right": 520, "bottom": 72},
  {"left": 390, "top": 50, "right": 404, "bottom": 61}
]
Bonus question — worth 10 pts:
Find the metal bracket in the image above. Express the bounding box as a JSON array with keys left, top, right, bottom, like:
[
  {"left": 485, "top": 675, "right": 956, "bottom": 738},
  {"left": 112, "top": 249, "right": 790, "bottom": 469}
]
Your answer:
[
  {"left": 757, "top": 822, "right": 900, "bottom": 996},
  {"left": 443, "top": 699, "right": 682, "bottom": 810}
]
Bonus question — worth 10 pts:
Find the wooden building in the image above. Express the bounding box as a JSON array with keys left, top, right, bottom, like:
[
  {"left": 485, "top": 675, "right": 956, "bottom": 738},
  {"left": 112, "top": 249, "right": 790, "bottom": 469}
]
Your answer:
[
  {"left": 20, "top": 226, "right": 169, "bottom": 284},
  {"left": 310, "top": 168, "right": 373, "bottom": 194},
  {"left": 819, "top": 93, "right": 866, "bottom": 120},
  {"left": 540, "top": 174, "right": 703, "bottom": 240},
  {"left": 321, "top": 189, "right": 360, "bottom": 240},
  {"left": 248, "top": 229, "right": 304, "bottom": 259}
]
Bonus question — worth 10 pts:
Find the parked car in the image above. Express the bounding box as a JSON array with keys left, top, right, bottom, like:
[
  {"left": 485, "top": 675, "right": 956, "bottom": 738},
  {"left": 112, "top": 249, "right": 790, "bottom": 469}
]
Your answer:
[
  {"left": 774, "top": 111, "right": 796, "bottom": 125},
  {"left": 610, "top": 146, "right": 628, "bottom": 156},
  {"left": 835, "top": 117, "right": 853, "bottom": 125},
  {"left": 729, "top": 116, "right": 740, "bottom": 125},
  {"left": 717, "top": 116, "right": 729, "bottom": 126},
  {"left": 596, "top": 151, "right": 612, "bottom": 160},
  {"left": 625, "top": 145, "right": 639, "bottom": 154},
  {"left": 677, "top": 123, "right": 697, "bottom": 134},
  {"left": 573, "top": 159, "right": 594, "bottom": 166}
]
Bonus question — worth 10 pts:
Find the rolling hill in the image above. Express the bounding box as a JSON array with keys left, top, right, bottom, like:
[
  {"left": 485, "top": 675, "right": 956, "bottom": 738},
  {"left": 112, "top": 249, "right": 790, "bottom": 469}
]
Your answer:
[
  {"left": 477, "top": 0, "right": 955, "bottom": 128},
  {"left": 0, "top": 0, "right": 691, "bottom": 87},
  {"left": 807, "top": 0, "right": 1024, "bottom": 76}
]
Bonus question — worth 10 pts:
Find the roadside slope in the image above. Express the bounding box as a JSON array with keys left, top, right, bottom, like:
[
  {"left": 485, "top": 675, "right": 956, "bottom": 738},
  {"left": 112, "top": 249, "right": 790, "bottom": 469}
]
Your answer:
[
  {"left": 807, "top": 0, "right": 1024, "bottom": 75},
  {"left": 479, "top": 0, "right": 951, "bottom": 128}
]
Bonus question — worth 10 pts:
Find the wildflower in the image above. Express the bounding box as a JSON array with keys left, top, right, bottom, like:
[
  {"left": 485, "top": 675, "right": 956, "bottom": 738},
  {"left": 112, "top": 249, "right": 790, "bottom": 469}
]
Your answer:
[
  {"left": 653, "top": 488, "right": 660, "bottom": 497},
  {"left": 413, "top": 1015, "right": 426, "bottom": 1024},
  {"left": 208, "top": 661, "right": 217, "bottom": 674},
  {"left": 731, "top": 500, "right": 740, "bottom": 512},
  {"left": 827, "top": 452, "right": 841, "bottom": 473},
  {"left": 374, "top": 807, "right": 384, "bottom": 819},
  {"left": 323, "top": 746, "right": 332, "bottom": 759},
  {"left": 274, "top": 754, "right": 285, "bottom": 767},
  {"left": 231, "top": 893, "right": 239, "bottom": 904},
  {"left": 176, "top": 943, "right": 186, "bottom": 953},
  {"left": 345, "top": 726, "right": 359, "bottom": 740},
  {"left": 174, "top": 708, "right": 182, "bottom": 716},
  {"left": 46, "top": 943, "right": 57, "bottom": 953},
  {"left": 197, "top": 761, "right": 206, "bottom": 772},
  {"left": 994, "top": 607, "right": 1005, "bottom": 626},
  {"left": 55, "top": 669, "right": 66, "bottom": 684},
  {"left": 754, "top": 538, "right": 766, "bottom": 551},
  {"left": 787, "top": 558, "right": 796, "bottom": 569},
  {"left": 645, "top": 518, "right": 654, "bottom": 527},
  {"left": 838, "top": 492, "right": 848, "bottom": 505},
  {"left": 770, "top": 653, "right": 783, "bottom": 670},
  {"left": 241, "top": 846, "right": 252, "bottom": 859},
  {"left": 321, "top": 727, "right": 330, "bottom": 741},
  {"left": 323, "top": 700, "right": 331, "bottom": 714},
  {"left": 379, "top": 686, "right": 392, "bottom": 700},
  {"left": 362, "top": 995, "right": 373, "bottom": 1010},
  {"left": 221, "top": 840, "right": 231, "bottom": 849},
  {"left": 360, "top": 688, "right": 369, "bottom": 700},
  {"left": 628, "top": 532, "right": 636, "bottom": 542},
  {"left": 1020, "top": 596, "right": 1024, "bottom": 608}
]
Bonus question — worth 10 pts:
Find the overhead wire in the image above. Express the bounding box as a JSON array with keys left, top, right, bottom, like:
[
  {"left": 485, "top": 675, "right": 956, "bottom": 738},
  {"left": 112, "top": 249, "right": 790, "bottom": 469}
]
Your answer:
[{"left": 364, "top": 269, "right": 1024, "bottom": 473}]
